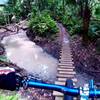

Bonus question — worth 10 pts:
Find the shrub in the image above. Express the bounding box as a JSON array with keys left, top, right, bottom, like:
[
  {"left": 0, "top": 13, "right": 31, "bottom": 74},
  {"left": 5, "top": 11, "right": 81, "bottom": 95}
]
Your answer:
[
  {"left": 96, "top": 39, "right": 100, "bottom": 54},
  {"left": 92, "top": 3, "right": 100, "bottom": 19},
  {"left": 0, "top": 12, "right": 6, "bottom": 25},
  {"left": 88, "top": 21, "right": 100, "bottom": 39},
  {"left": 61, "top": 14, "right": 82, "bottom": 36},
  {"left": 28, "top": 12, "right": 58, "bottom": 39},
  {"left": 0, "top": 16, "right": 5, "bottom": 25},
  {"left": 54, "top": 5, "right": 83, "bottom": 36},
  {"left": 0, "top": 94, "right": 19, "bottom": 100}
]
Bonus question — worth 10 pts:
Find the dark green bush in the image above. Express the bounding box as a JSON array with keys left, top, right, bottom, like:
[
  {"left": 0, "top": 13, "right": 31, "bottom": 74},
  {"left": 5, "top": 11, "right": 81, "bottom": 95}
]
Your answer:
[
  {"left": 88, "top": 21, "right": 100, "bottom": 39},
  {"left": 60, "top": 14, "right": 82, "bottom": 36},
  {"left": 0, "top": 16, "right": 5, "bottom": 25},
  {"left": 54, "top": 5, "right": 82, "bottom": 36},
  {"left": 0, "top": 11, "right": 6, "bottom": 25},
  {"left": 93, "top": 4, "right": 100, "bottom": 19},
  {"left": 28, "top": 12, "right": 58, "bottom": 38},
  {"left": 96, "top": 39, "right": 100, "bottom": 54}
]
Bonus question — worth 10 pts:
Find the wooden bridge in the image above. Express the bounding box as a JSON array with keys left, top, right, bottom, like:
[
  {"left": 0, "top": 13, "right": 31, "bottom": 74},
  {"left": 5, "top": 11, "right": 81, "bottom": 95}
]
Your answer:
[{"left": 53, "top": 24, "right": 77, "bottom": 100}]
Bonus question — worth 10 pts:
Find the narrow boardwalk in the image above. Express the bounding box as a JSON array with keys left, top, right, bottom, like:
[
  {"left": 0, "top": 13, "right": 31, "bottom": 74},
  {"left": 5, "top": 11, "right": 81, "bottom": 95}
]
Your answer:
[{"left": 53, "top": 24, "right": 77, "bottom": 100}]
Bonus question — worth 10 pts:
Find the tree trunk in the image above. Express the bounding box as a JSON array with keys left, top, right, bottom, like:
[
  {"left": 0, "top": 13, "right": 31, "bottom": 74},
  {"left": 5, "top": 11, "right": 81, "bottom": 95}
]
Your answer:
[
  {"left": 79, "top": 2, "right": 83, "bottom": 17},
  {"left": 62, "top": 0, "right": 65, "bottom": 14},
  {"left": 82, "top": 3, "right": 91, "bottom": 45}
]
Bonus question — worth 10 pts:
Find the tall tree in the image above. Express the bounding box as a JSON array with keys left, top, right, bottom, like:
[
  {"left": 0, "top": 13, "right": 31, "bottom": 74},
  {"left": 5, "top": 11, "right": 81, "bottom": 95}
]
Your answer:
[
  {"left": 77, "top": 0, "right": 99, "bottom": 44},
  {"left": 66, "top": 0, "right": 99, "bottom": 44},
  {"left": 7, "top": 0, "right": 17, "bottom": 7}
]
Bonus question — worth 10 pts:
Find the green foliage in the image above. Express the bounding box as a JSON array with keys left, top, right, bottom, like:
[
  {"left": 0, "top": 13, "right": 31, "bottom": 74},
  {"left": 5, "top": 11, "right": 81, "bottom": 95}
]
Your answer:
[
  {"left": 65, "top": 0, "right": 76, "bottom": 5},
  {"left": 88, "top": 21, "right": 100, "bottom": 39},
  {"left": 0, "top": 10, "right": 10, "bottom": 25},
  {"left": 0, "top": 90, "right": 21, "bottom": 100},
  {"left": 0, "top": 14, "right": 6, "bottom": 25},
  {"left": 94, "top": 5, "right": 100, "bottom": 19},
  {"left": 0, "top": 95, "right": 18, "bottom": 100},
  {"left": 96, "top": 39, "right": 100, "bottom": 53},
  {"left": 51, "top": 0, "right": 100, "bottom": 42},
  {"left": 1, "top": 0, "right": 99, "bottom": 42},
  {"left": 3, "top": 0, "right": 34, "bottom": 22},
  {"left": 28, "top": 12, "right": 58, "bottom": 38},
  {"left": 0, "top": 94, "right": 19, "bottom": 100},
  {"left": 91, "top": 0, "right": 100, "bottom": 19},
  {"left": 0, "top": 55, "right": 9, "bottom": 62},
  {"left": 66, "top": 17, "right": 82, "bottom": 36},
  {"left": 4, "top": 0, "right": 17, "bottom": 14},
  {"left": 55, "top": 5, "right": 82, "bottom": 36}
]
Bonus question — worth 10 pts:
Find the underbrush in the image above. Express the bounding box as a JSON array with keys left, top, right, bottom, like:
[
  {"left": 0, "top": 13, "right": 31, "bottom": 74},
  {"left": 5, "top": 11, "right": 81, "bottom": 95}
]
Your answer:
[
  {"left": 88, "top": 20, "right": 100, "bottom": 40},
  {"left": 28, "top": 11, "right": 58, "bottom": 39},
  {"left": 0, "top": 12, "right": 6, "bottom": 25},
  {"left": 0, "top": 93, "right": 19, "bottom": 100}
]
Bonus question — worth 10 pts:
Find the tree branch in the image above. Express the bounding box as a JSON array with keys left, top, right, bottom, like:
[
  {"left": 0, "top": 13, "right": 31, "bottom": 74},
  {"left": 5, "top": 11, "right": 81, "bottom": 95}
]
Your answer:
[
  {"left": 0, "top": 26, "right": 14, "bottom": 32},
  {"left": 90, "top": 3, "right": 99, "bottom": 10}
]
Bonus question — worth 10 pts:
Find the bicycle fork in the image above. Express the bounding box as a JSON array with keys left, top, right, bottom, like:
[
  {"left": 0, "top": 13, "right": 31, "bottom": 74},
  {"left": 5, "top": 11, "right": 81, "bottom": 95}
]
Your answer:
[
  {"left": 80, "top": 80, "right": 95, "bottom": 100},
  {"left": 80, "top": 84, "right": 89, "bottom": 100}
]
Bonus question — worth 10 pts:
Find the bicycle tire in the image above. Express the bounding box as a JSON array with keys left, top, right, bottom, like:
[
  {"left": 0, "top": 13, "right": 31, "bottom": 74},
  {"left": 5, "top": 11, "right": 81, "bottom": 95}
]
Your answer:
[{"left": 64, "top": 79, "right": 74, "bottom": 100}]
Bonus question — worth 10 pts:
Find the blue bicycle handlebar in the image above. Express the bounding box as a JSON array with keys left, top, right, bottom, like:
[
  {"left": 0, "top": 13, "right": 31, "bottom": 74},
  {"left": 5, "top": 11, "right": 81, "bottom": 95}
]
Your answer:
[
  {"left": 27, "top": 81, "right": 79, "bottom": 96},
  {"left": 0, "top": 68, "right": 100, "bottom": 98},
  {"left": 23, "top": 80, "right": 100, "bottom": 98},
  {"left": 89, "top": 90, "right": 100, "bottom": 98}
]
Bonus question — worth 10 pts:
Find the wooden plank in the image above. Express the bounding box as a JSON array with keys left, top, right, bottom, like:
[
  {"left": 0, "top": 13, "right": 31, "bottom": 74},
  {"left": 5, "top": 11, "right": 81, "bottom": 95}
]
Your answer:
[
  {"left": 60, "top": 61, "right": 74, "bottom": 65},
  {"left": 57, "top": 68, "right": 74, "bottom": 71},
  {"left": 55, "top": 81, "right": 65, "bottom": 85},
  {"left": 58, "top": 63, "right": 73, "bottom": 66},
  {"left": 59, "top": 66, "right": 75, "bottom": 69},
  {"left": 60, "top": 52, "right": 72, "bottom": 54},
  {"left": 59, "top": 58, "right": 73, "bottom": 60},
  {"left": 61, "top": 61, "right": 74, "bottom": 64},
  {"left": 59, "top": 61, "right": 73, "bottom": 64},
  {"left": 60, "top": 49, "right": 71, "bottom": 53},
  {"left": 53, "top": 91, "right": 63, "bottom": 96},
  {"left": 60, "top": 53, "right": 72, "bottom": 56},
  {"left": 55, "top": 96, "right": 63, "bottom": 100},
  {"left": 59, "top": 56, "right": 73, "bottom": 59},
  {"left": 62, "top": 43, "right": 70, "bottom": 45},
  {"left": 60, "top": 48, "right": 71, "bottom": 51},
  {"left": 59, "top": 59, "right": 73, "bottom": 61},
  {"left": 60, "top": 55, "right": 72, "bottom": 58},
  {"left": 61, "top": 49, "right": 71, "bottom": 51},
  {"left": 60, "top": 51, "right": 71, "bottom": 54},
  {"left": 57, "top": 74, "right": 74, "bottom": 78},
  {"left": 62, "top": 47, "right": 71, "bottom": 49},
  {"left": 58, "top": 71, "right": 76, "bottom": 75},
  {"left": 62, "top": 44, "right": 70, "bottom": 46},
  {"left": 58, "top": 78, "right": 77, "bottom": 83},
  {"left": 60, "top": 58, "right": 73, "bottom": 61}
]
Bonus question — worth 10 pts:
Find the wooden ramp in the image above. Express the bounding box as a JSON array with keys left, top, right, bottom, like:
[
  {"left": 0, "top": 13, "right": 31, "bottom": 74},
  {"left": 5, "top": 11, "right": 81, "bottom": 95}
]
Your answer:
[{"left": 53, "top": 24, "right": 77, "bottom": 100}]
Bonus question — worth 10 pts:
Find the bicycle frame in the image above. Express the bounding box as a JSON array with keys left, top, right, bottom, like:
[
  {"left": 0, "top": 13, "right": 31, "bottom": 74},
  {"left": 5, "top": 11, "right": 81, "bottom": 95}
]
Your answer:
[{"left": 22, "top": 79, "right": 100, "bottom": 100}]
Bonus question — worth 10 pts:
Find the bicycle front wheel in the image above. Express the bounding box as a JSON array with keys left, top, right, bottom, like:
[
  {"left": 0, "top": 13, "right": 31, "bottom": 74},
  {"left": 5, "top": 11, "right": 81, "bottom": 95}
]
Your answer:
[{"left": 64, "top": 79, "right": 74, "bottom": 100}]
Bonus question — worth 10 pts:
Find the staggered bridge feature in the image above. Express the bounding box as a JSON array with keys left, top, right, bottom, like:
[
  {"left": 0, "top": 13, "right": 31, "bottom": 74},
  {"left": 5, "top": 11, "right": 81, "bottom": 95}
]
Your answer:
[{"left": 53, "top": 24, "right": 77, "bottom": 100}]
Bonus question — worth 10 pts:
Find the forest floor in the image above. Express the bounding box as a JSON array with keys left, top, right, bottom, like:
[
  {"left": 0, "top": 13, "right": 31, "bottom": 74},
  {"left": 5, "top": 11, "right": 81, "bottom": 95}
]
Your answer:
[{"left": 70, "top": 35, "right": 100, "bottom": 83}]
